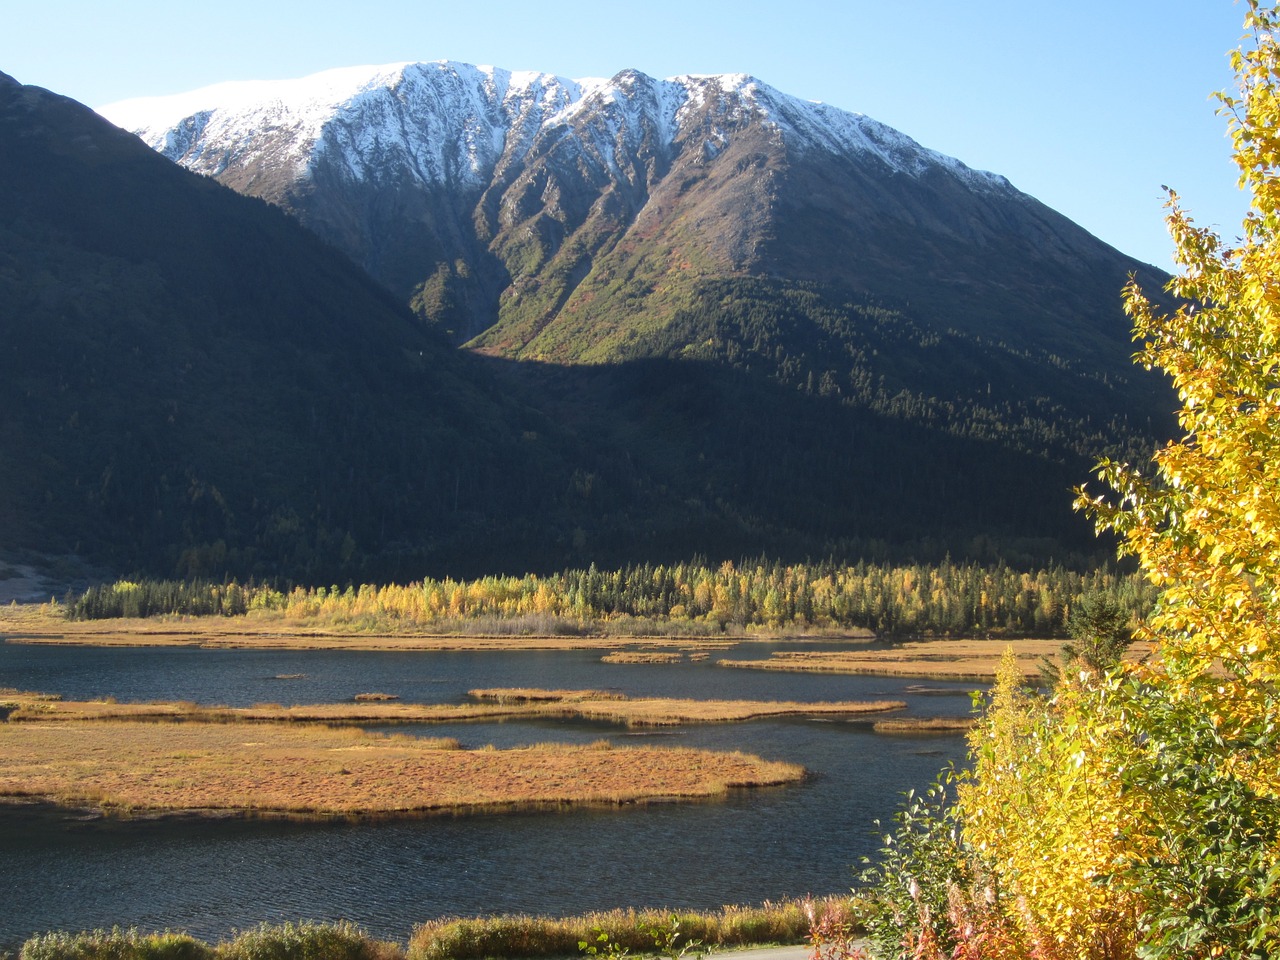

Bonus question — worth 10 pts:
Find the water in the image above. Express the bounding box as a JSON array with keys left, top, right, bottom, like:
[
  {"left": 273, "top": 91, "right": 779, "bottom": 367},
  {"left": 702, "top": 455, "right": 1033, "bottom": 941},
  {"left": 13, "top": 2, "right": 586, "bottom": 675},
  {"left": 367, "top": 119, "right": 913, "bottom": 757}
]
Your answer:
[{"left": 0, "top": 639, "right": 973, "bottom": 948}]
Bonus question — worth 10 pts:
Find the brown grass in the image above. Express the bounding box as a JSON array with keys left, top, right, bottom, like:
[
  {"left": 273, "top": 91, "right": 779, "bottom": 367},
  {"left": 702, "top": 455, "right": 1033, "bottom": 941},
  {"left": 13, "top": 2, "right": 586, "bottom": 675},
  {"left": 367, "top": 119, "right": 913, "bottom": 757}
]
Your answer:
[
  {"left": 464, "top": 689, "right": 906, "bottom": 725},
  {"left": 2, "top": 688, "right": 906, "bottom": 728},
  {"left": 601, "top": 651, "right": 684, "bottom": 664},
  {"left": 717, "top": 639, "right": 1069, "bottom": 681},
  {"left": 0, "top": 716, "right": 804, "bottom": 818},
  {"left": 870, "top": 717, "right": 976, "bottom": 734},
  {"left": 0, "top": 605, "right": 735, "bottom": 651},
  {"left": 468, "top": 688, "right": 627, "bottom": 702},
  {"left": 0, "top": 607, "right": 1087, "bottom": 682},
  {"left": 12, "top": 898, "right": 858, "bottom": 960},
  {"left": 406, "top": 896, "right": 858, "bottom": 960}
]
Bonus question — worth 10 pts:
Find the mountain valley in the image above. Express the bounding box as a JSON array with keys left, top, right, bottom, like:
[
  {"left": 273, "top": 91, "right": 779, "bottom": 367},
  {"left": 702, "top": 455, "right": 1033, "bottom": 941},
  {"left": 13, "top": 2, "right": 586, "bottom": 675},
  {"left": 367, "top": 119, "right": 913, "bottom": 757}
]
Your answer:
[{"left": 0, "top": 64, "right": 1176, "bottom": 581}]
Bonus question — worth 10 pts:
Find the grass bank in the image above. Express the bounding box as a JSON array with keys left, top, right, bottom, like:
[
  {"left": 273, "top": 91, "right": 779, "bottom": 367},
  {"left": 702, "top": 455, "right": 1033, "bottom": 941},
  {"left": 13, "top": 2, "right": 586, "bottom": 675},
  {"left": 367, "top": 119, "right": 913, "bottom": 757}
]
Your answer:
[
  {"left": 409, "top": 899, "right": 856, "bottom": 959},
  {"left": 1, "top": 603, "right": 1064, "bottom": 680},
  {"left": 13, "top": 899, "right": 858, "bottom": 960},
  {"left": 16, "top": 921, "right": 399, "bottom": 960}
]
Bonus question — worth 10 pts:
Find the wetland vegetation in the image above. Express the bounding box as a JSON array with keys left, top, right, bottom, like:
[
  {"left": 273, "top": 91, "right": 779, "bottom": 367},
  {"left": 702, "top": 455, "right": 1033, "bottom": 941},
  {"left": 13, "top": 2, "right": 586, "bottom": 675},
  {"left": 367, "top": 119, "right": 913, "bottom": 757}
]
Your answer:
[
  {"left": 0, "top": 622, "right": 971, "bottom": 948},
  {"left": 0, "top": 558, "right": 1128, "bottom": 948},
  {"left": 13, "top": 899, "right": 860, "bottom": 960},
  {"left": 0, "top": 687, "right": 908, "bottom": 729},
  {"left": 1, "top": 687, "right": 872, "bottom": 818}
]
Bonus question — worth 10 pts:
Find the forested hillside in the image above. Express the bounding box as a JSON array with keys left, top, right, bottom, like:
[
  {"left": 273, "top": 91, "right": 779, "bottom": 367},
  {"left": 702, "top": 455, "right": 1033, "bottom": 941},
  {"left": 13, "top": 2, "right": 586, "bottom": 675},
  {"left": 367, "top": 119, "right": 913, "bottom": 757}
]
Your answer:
[
  {"left": 0, "top": 71, "right": 602, "bottom": 580},
  {"left": 1, "top": 67, "right": 1175, "bottom": 582},
  {"left": 481, "top": 275, "right": 1170, "bottom": 569}
]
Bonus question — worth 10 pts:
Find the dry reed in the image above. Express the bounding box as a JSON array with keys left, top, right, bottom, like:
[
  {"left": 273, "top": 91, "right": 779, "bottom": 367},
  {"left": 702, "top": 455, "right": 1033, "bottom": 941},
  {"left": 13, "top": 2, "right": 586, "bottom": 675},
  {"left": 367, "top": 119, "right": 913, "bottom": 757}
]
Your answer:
[
  {"left": 1, "top": 689, "right": 905, "bottom": 728},
  {"left": 717, "top": 639, "right": 1067, "bottom": 680},
  {"left": 600, "top": 651, "right": 684, "bottom": 664},
  {"left": 0, "top": 606, "right": 726, "bottom": 651},
  {"left": 13, "top": 898, "right": 862, "bottom": 960},
  {"left": 407, "top": 896, "right": 858, "bottom": 960},
  {"left": 870, "top": 717, "right": 975, "bottom": 734},
  {"left": 0, "top": 717, "right": 803, "bottom": 818}
]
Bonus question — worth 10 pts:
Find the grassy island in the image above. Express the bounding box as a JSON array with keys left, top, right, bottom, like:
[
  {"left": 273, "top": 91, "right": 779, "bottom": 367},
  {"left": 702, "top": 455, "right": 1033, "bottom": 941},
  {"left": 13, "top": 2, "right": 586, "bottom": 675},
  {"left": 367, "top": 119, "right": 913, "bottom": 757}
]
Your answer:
[
  {"left": 1, "top": 604, "right": 1091, "bottom": 679},
  {"left": 716, "top": 638, "right": 1151, "bottom": 681},
  {"left": 2, "top": 688, "right": 906, "bottom": 727},
  {"left": 0, "top": 689, "right": 810, "bottom": 818}
]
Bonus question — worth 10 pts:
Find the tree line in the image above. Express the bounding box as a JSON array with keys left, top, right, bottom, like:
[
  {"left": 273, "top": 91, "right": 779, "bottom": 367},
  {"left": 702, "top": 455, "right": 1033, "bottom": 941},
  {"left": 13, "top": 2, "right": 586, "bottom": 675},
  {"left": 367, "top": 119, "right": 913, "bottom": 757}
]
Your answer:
[{"left": 65, "top": 558, "right": 1153, "bottom": 638}]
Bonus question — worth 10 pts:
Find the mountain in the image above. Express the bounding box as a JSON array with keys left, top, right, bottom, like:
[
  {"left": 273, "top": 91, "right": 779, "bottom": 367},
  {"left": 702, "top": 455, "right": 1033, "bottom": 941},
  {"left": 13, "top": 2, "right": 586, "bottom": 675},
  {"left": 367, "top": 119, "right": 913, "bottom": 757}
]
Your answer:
[
  {"left": 0, "top": 70, "right": 625, "bottom": 581},
  {"left": 0, "top": 65, "right": 1174, "bottom": 583},
  {"left": 98, "top": 63, "right": 1175, "bottom": 568},
  {"left": 102, "top": 62, "right": 1168, "bottom": 361}
]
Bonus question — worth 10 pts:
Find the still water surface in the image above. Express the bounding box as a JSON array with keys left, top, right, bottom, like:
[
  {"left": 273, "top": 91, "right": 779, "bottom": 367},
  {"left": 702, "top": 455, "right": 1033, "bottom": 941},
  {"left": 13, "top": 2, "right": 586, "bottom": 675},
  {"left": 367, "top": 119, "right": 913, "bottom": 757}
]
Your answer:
[{"left": 0, "top": 640, "right": 973, "bottom": 947}]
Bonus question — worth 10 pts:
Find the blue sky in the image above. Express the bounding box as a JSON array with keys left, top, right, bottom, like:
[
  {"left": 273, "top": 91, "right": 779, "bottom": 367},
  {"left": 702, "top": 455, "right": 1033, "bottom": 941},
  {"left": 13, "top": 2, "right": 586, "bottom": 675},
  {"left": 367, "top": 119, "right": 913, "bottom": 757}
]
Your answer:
[{"left": 3, "top": 0, "right": 1253, "bottom": 270}]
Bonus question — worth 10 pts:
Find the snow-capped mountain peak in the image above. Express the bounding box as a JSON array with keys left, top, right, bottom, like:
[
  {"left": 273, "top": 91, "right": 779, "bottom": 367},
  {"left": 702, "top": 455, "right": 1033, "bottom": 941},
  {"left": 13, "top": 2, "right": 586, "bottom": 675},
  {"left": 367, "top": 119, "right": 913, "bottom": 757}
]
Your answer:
[
  {"left": 95, "top": 59, "right": 1062, "bottom": 351},
  {"left": 98, "top": 61, "right": 1007, "bottom": 192}
]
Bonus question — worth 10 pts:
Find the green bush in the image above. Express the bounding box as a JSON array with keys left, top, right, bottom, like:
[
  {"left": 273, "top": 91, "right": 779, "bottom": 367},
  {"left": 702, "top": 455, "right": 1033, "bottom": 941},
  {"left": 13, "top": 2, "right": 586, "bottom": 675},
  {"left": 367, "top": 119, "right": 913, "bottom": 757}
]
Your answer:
[
  {"left": 20, "top": 928, "right": 212, "bottom": 960},
  {"left": 407, "top": 900, "right": 838, "bottom": 960},
  {"left": 215, "top": 923, "right": 400, "bottom": 960}
]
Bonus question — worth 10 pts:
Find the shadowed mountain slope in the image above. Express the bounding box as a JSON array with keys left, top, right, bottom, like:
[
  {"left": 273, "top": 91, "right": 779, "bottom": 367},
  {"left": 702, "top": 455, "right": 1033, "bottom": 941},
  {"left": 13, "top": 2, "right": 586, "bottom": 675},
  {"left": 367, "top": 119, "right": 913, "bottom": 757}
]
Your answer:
[{"left": 0, "top": 70, "right": 595, "bottom": 579}]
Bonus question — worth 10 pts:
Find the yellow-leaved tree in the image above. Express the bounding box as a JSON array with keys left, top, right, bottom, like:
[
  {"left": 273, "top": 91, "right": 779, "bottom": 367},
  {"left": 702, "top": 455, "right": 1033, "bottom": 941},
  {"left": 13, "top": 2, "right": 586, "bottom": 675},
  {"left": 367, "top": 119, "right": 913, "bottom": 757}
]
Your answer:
[
  {"left": 1083, "top": 0, "right": 1280, "bottom": 708},
  {"left": 862, "top": 5, "right": 1280, "bottom": 959},
  {"left": 1072, "top": 3, "right": 1280, "bottom": 955},
  {"left": 957, "top": 650, "right": 1141, "bottom": 959}
]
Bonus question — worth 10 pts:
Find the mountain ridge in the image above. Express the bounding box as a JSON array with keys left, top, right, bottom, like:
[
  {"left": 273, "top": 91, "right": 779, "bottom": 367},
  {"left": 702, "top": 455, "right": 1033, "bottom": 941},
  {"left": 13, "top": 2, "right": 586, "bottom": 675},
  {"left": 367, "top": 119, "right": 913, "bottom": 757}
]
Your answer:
[
  {"left": 101, "top": 61, "right": 1011, "bottom": 197},
  {"left": 0, "top": 68, "right": 628, "bottom": 579},
  {"left": 0, "top": 67, "right": 1176, "bottom": 580},
  {"left": 99, "top": 60, "right": 1164, "bottom": 364}
]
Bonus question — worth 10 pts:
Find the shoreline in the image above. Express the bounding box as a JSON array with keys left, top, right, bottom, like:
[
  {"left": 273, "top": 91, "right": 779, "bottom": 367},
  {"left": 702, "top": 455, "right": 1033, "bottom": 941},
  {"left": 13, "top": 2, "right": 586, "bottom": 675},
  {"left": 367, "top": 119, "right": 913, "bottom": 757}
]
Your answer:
[
  {"left": 0, "top": 606, "right": 1064, "bottom": 681},
  {"left": 0, "top": 615, "right": 863, "bottom": 652},
  {"left": 3, "top": 902, "right": 854, "bottom": 959},
  {"left": 0, "top": 786, "right": 793, "bottom": 824}
]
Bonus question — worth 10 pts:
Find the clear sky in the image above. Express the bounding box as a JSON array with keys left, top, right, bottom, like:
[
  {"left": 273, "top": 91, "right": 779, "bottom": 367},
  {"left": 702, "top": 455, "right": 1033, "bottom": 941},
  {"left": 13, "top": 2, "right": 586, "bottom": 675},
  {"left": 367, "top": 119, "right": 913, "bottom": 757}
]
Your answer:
[{"left": 2, "top": 0, "right": 1254, "bottom": 270}]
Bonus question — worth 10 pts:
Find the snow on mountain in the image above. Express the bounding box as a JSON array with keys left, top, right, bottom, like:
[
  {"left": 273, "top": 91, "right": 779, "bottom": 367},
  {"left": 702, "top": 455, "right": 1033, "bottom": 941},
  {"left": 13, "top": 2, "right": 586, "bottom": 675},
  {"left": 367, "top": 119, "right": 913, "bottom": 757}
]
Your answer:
[
  {"left": 95, "top": 59, "right": 1067, "bottom": 357},
  {"left": 98, "top": 61, "right": 1009, "bottom": 193},
  {"left": 102, "top": 63, "right": 421, "bottom": 180}
]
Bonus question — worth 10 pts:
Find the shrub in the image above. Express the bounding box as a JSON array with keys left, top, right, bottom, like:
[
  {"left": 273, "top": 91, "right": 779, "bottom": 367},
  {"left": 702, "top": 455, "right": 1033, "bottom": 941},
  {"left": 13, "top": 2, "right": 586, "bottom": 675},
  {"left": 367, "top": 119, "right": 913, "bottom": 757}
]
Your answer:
[
  {"left": 407, "top": 901, "right": 826, "bottom": 960},
  {"left": 215, "top": 922, "right": 399, "bottom": 960},
  {"left": 957, "top": 652, "right": 1141, "bottom": 957},
  {"left": 20, "top": 929, "right": 212, "bottom": 960},
  {"left": 856, "top": 777, "right": 976, "bottom": 959}
]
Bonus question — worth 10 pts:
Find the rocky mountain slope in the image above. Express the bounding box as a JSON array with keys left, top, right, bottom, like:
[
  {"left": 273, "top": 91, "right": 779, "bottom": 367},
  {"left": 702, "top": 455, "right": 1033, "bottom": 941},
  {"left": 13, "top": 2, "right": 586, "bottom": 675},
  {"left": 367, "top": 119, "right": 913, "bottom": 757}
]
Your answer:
[
  {"left": 103, "top": 63, "right": 1176, "bottom": 559},
  {"left": 103, "top": 62, "right": 1165, "bottom": 362}
]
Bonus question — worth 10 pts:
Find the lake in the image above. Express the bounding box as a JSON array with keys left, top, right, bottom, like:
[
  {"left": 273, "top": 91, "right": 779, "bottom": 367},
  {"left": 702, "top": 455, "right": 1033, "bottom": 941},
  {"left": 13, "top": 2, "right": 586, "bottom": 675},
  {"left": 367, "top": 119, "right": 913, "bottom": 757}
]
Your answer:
[{"left": 0, "top": 639, "right": 973, "bottom": 948}]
